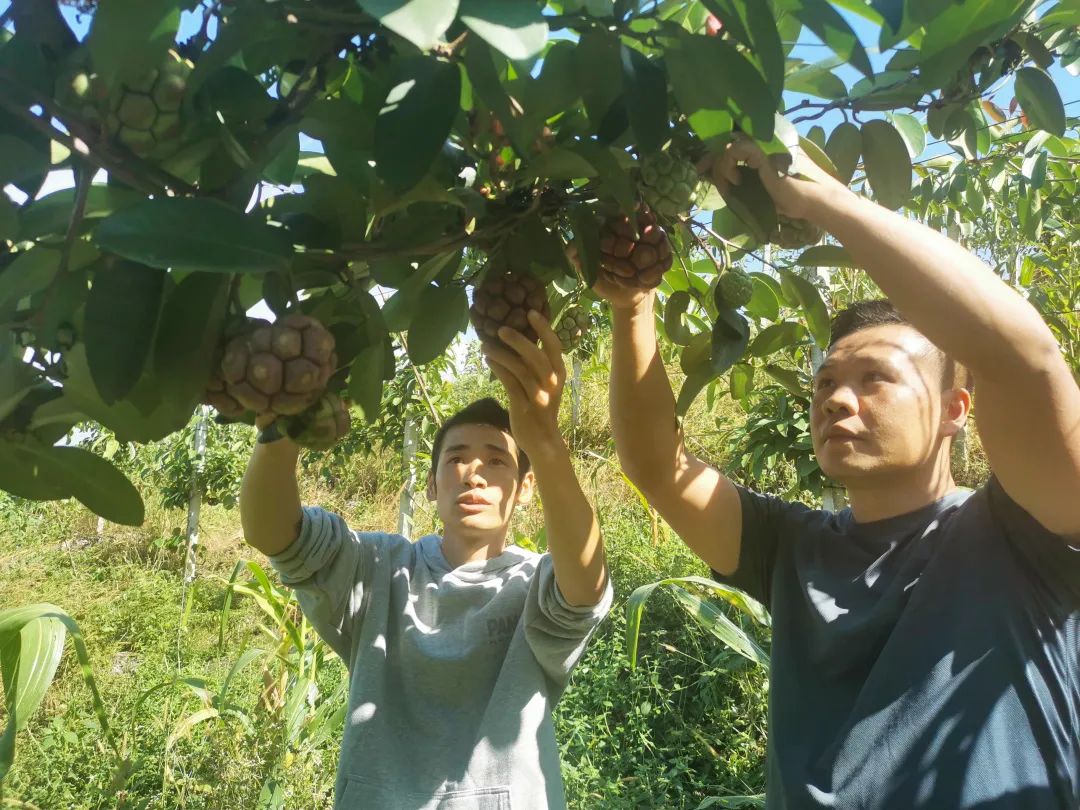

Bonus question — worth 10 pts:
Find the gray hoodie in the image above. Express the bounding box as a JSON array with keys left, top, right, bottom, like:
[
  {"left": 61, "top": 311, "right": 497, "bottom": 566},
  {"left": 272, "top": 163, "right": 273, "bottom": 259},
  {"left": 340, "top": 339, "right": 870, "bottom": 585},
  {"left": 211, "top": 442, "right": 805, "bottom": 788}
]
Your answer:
[{"left": 268, "top": 506, "right": 612, "bottom": 810}]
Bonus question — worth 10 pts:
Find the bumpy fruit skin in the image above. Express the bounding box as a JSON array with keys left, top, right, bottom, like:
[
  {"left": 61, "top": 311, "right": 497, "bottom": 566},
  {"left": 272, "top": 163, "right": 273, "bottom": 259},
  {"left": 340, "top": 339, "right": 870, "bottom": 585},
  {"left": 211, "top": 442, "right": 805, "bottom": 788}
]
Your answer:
[
  {"left": 598, "top": 208, "right": 673, "bottom": 289},
  {"left": 203, "top": 374, "right": 247, "bottom": 419},
  {"left": 219, "top": 314, "right": 337, "bottom": 416},
  {"left": 282, "top": 393, "right": 351, "bottom": 451},
  {"left": 469, "top": 271, "right": 551, "bottom": 344},
  {"left": 640, "top": 152, "right": 704, "bottom": 218},
  {"left": 716, "top": 269, "right": 754, "bottom": 310},
  {"left": 555, "top": 307, "right": 591, "bottom": 352},
  {"left": 770, "top": 215, "right": 824, "bottom": 250}
]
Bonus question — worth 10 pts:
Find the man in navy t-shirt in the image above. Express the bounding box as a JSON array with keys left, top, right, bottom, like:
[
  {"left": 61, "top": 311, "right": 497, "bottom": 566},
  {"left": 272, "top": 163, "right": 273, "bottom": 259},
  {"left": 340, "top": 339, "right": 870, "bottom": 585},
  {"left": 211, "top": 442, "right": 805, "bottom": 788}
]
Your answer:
[{"left": 595, "top": 134, "right": 1080, "bottom": 809}]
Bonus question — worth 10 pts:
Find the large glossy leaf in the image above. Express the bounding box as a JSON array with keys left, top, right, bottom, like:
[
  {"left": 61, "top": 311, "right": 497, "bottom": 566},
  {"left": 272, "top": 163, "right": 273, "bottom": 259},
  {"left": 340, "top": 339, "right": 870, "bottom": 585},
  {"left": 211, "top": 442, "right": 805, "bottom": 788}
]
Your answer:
[
  {"left": 357, "top": 0, "right": 458, "bottom": 51},
  {"left": 797, "top": 244, "right": 857, "bottom": 268},
  {"left": 718, "top": 167, "right": 777, "bottom": 243},
  {"left": 574, "top": 31, "right": 624, "bottom": 134},
  {"left": 890, "top": 113, "right": 926, "bottom": 159},
  {"left": 861, "top": 119, "right": 912, "bottom": 210},
  {"left": 459, "top": 0, "right": 548, "bottom": 61},
  {"left": 825, "top": 122, "right": 861, "bottom": 186},
  {"left": 407, "top": 284, "right": 467, "bottom": 365},
  {"left": 918, "top": 0, "right": 1028, "bottom": 83},
  {"left": 0, "top": 248, "right": 60, "bottom": 311},
  {"left": 667, "top": 31, "right": 773, "bottom": 141},
  {"left": 676, "top": 307, "right": 750, "bottom": 416},
  {"left": 775, "top": 0, "right": 872, "bottom": 78},
  {"left": 85, "top": 260, "right": 166, "bottom": 404},
  {"left": 87, "top": 0, "right": 180, "bottom": 86},
  {"left": 153, "top": 273, "right": 230, "bottom": 408},
  {"left": 95, "top": 199, "right": 291, "bottom": 274},
  {"left": 750, "top": 321, "right": 808, "bottom": 356},
  {"left": 668, "top": 585, "right": 771, "bottom": 668},
  {"left": 375, "top": 58, "right": 461, "bottom": 192},
  {"left": 1014, "top": 67, "right": 1066, "bottom": 137},
  {"left": 621, "top": 45, "right": 669, "bottom": 155},
  {"left": 779, "top": 270, "right": 830, "bottom": 349},
  {"left": 348, "top": 341, "right": 387, "bottom": 423},
  {"left": 702, "top": 0, "right": 786, "bottom": 102}
]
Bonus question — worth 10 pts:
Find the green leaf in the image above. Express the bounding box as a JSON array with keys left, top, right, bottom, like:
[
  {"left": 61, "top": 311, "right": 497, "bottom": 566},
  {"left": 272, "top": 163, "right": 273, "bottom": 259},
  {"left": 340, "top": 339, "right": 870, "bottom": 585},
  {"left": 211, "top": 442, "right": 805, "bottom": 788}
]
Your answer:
[
  {"left": 750, "top": 321, "right": 808, "bottom": 356},
  {"left": 667, "top": 30, "right": 773, "bottom": 141},
  {"left": 0, "top": 610, "right": 64, "bottom": 735},
  {"left": 357, "top": 0, "right": 459, "bottom": 51},
  {"left": 527, "top": 147, "right": 598, "bottom": 181},
  {"left": 375, "top": 58, "right": 461, "bottom": 192},
  {"left": 570, "top": 205, "right": 601, "bottom": 288},
  {"left": 718, "top": 167, "right": 777, "bottom": 243},
  {"left": 775, "top": 0, "right": 872, "bottom": 78},
  {"left": 621, "top": 45, "right": 669, "bottom": 155},
  {"left": 825, "top": 122, "right": 861, "bottom": 185},
  {"left": 87, "top": 0, "right": 180, "bottom": 87},
  {"left": 153, "top": 273, "right": 229, "bottom": 408},
  {"left": 785, "top": 62, "right": 848, "bottom": 100},
  {"left": 729, "top": 363, "right": 755, "bottom": 401},
  {"left": 677, "top": 308, "right": 749, "bottom": 415},
  {"left": 890, "top": 113, "right": 926, "bottom": 159},
  {"left": 574, "top": 32, "right": 623, "bottom": 134},
  {"left": 407, "top": 285, "right": 466, "bottom": 365},
  {"left": 764, "top": 363, "right": 806, "bottom": 396},
  {"left": 664, "top": 291, "right": 693, "bottom": 345},
  {"left": 95, "top": 199, "right": 291, "bottom": 274},
  {"left": 20, "top": 441, "right": 144, "bottom": 525},
  {"left": 798, "top": 136, "right": 840, "bottom": 180},
  {"left": 918, "top": 1, "right": 1028, "bottom": 82},
  {"left": 703, "top": 0, "right": 786, "bottom": 102},
  {"left": 668, "top": 585, "right": 770, "bottom": 668},
  {"left": 569, "top": 142, "right": 637, "bottom": 218},
  {"left": 745, "top": 275, "right": 780, "bottom": 321},
  {"left": 85, "top": 260, "right": 166, "bottom": 404},
  {"left": 18, "top": 186, "right": 143, "bottom": 241},
  {"left": 797, "top": 244, "right": 856, "bottom": 268},
  {"left": 0, "top": 248, "right": 59, "bottom": 311},
  {"left": 860, "top": 119, "right": 911, "bottom": 210},
  {"left": 779, "top": 270, "right": 830, "bottom": 349},
  {"left": 348, "top": 342, "right": 387, "bottom": 423},
  {"left": 1014, "top": 67, "right": 1066, "bottom": 136},
  {"left": 459, "top": 0, "right": 548, "bottom": 61}
]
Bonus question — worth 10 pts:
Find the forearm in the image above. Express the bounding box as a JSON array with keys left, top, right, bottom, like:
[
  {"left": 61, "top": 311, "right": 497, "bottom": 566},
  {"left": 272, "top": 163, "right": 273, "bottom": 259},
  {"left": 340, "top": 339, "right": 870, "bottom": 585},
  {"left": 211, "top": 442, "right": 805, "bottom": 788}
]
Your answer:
[
  {"left": 813, "top": 190, "right": 1061, "bottom": 380},
  {"left": 530, "top": 440, "right": 606, "bottom": 607},
  {"left": 609, "top": 296, "right": 684, "bottom": 486},
  {"left": 239, "top": 438, "right": 303, "bottom": 557}
]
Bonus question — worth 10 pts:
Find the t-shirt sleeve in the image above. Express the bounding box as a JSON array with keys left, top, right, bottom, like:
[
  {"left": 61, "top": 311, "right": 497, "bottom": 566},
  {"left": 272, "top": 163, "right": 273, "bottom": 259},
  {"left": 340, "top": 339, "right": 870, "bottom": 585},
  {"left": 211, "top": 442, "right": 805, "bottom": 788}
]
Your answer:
[
  {"left": 987, "top": 476, "right": 1080, "bottom": 603},
  {"left": 268, "top": 506, "right": 375, "bottom": 662},
  {"left": 524, "top": 554, "right": 613, "bottom": 697},
  {"left": 710, "top": 485, "right": 796, "bottom": 609}
]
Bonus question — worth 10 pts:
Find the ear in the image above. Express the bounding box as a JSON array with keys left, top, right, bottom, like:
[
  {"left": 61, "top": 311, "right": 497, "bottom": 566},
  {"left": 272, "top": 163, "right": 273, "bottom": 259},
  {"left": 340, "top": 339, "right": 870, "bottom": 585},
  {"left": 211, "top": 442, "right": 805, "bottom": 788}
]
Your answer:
[
  {"left": 940, "top": 387, "right": 972, "bottom": 438},
  {"left": 425, "top": 472, "right": 437, "bottom": 502},
  {"left": 515, "top": 471, "right": 536, "bottom": 507}
]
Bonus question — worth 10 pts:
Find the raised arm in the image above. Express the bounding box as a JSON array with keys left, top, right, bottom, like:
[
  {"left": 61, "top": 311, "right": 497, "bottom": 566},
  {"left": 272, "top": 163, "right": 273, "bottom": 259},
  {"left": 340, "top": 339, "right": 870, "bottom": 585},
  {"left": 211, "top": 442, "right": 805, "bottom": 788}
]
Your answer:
[
  {"left": 481, "top": 312, "right": 607, "bottom": 606},
  {"left": 239, "top": 418, "right": 304, "bottom": 556},
  {"left": 600, "top": 281, "right": 743, "bottom": 575},
  {"left": 711, "top": 135, "right": 1080, "bottom": 541}
]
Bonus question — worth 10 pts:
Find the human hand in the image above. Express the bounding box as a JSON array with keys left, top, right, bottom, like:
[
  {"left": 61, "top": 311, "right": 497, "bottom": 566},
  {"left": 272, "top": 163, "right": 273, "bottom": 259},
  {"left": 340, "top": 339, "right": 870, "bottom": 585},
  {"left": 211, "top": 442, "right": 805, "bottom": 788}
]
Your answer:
[
  {"left": 481, "top": 311, "right": 566, "bottom": 459},
  {"left": 700, "top": 133, "right": 851, "bottom": 223},
  {"left": 566, "top": 242, "right": 655, "bottom": 313}
]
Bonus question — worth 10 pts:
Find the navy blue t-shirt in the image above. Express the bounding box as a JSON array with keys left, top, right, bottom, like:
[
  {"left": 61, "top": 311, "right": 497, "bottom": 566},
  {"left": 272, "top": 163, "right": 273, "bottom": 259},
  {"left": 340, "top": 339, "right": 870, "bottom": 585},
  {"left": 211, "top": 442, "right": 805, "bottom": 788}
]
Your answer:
[{"left": 716, "top": 478, "right": 1080, "bottom": 809}]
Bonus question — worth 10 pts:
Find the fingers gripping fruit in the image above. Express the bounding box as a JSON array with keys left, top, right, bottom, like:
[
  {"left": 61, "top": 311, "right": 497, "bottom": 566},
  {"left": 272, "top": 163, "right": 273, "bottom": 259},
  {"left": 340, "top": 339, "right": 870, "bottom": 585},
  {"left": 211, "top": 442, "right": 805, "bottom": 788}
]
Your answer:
[
  {"left": 469, "top": 271, "right": 551, "bottom": 344},
  {"left": 770, "top": 215, "right": 824, "bottom": 250},
  {"left": 555, "top": 307, "right": 592, "bottom": 352},
  {"left": 219, "top": 314, "right": 337, "bottom": 416},
  {"left": 639, "top": 152, "right": 704, "bottom": 218},
  {"left": 281, "top": 393, "right": 351, "bottom": 451},
  {"left": 716, "top": 269, "right": 754, "bottom": 310},
  {"left": 598, "top": 209, "right": 673, "bottom": 289}
]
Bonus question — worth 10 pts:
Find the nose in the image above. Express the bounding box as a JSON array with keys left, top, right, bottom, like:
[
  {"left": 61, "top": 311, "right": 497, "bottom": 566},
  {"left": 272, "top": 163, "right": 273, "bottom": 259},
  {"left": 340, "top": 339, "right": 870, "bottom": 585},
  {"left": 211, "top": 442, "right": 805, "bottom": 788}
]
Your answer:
[
  {"left": 821, "top": 384, "right": 858, "bottom": 417},
  {"left": 465, "top": 463, "right": 487, "bottom": 488}
]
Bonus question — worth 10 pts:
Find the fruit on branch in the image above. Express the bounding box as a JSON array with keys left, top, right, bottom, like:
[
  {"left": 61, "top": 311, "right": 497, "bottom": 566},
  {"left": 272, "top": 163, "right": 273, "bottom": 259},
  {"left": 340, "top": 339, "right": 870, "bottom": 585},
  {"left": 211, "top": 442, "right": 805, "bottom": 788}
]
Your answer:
[
  {"left": 639, "top": 152, "right": 704, "bottom": 217},
  {"left": 105, "top": 49, "right": 192, "bottom": 158},
  {"left": 202, "top": 317, "right": 267, "bottom": 418},
  {"left": 598, "top": 208, "right": 673, "bottom": 289},
  {"left": 281, "top": 392, "right": 351, "bottom": 451},
  {"left": 716, "top": 268, "right": 753, "bottom": 310},
  {"left": 705, "top": 15, "right": 724, "bottom": 36},
  {"left": 555, "top": 307, "right": 592, "bottom": 352},
  {"left": 469, "top": 271, "right": 551, "bottom": 344},
  {"left": 770, "top": 215, "right": 823, "bottom": 250},
  {"left": 218, "top": 314, "right": 337, "bottom": 416}
]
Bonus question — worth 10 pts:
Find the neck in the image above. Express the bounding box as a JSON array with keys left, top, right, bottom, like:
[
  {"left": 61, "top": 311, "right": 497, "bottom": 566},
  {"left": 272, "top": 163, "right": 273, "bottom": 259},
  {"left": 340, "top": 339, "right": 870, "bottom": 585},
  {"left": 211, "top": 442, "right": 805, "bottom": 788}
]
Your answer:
[
  {"left": 843, "top": 450, "right": 957, "bottom": 524},
  {"left": 440, "top": 526, "right": 508, "bottom": 568}
]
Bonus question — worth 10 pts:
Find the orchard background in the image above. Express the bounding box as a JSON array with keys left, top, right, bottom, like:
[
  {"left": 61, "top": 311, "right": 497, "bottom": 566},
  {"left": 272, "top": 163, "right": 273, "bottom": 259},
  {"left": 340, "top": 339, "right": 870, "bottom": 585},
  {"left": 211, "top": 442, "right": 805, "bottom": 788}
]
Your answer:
[{"left": 0, "top": 0, "right": 1077, "bottom": 807}]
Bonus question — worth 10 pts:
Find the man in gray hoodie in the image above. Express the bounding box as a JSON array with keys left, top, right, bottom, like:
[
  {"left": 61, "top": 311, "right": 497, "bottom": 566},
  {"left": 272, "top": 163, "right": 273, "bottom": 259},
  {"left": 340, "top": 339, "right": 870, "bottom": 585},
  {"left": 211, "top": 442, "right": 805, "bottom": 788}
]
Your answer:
[{"left": 239, "top": 310, "right": 611, "bottom": 810}]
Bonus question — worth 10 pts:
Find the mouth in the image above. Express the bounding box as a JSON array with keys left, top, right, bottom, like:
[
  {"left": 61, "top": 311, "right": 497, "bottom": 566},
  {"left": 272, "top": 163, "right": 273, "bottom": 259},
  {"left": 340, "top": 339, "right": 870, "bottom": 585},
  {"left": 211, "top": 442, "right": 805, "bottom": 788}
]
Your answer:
[
  {"left": 823, "top": 427, "right": 861, "bottom": 442},
  {"left": 456, "top": 493, "right": 491, "bottom": 511}
]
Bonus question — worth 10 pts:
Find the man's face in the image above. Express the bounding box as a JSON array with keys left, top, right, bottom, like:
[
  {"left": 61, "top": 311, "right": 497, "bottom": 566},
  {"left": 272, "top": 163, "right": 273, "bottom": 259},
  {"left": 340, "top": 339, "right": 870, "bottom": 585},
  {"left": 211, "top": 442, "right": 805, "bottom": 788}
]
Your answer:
[
  {"left": 427, "top": 423, "right": 533, "bottom": 536},
  {"left": 810, "top": 324, "right": 962, "bottom": 483}
]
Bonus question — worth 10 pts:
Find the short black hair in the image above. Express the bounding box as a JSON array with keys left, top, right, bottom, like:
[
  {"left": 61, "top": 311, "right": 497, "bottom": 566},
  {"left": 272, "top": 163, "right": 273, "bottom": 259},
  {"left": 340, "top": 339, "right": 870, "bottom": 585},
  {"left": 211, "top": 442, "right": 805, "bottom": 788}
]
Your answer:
[
  {"left": 430, "top": 398, "right": 531, "bottom": 478},
  {"left": 829, "top": 300, "right": 973, "bottom": 391}
]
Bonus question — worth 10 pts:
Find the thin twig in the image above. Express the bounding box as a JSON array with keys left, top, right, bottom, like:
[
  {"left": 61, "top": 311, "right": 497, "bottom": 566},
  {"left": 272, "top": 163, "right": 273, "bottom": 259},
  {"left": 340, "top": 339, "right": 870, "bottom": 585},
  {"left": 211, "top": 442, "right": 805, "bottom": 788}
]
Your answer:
[
  {"left": 686, "top": 217, "right": 784, "bottom": 273},
  {"left": 59, "top": 164, "right": 93, "bottom": 274}
]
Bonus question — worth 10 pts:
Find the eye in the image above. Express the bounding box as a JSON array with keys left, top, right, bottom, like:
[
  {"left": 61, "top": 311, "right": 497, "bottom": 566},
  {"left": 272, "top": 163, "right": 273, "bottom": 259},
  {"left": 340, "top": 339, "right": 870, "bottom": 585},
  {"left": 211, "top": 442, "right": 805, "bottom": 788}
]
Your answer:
[
  {"left": 446, "top": 455, "right": 463, "bottom": 465},
  {"left": 864, "top": 370, "right": 887, "bottom": 384},
  {"left": 489, "top": 457, "right": 506, "bottom": 466},
  {"left": 813, "top": 377, "right": 834, "bottom": 394}
]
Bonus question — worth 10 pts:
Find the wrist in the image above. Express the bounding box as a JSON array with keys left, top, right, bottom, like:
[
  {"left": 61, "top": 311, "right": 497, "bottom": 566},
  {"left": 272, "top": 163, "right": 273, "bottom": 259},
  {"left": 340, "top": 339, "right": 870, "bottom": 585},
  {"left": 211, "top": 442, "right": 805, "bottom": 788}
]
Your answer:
[{"left": 802, "top": 181, "right": 862, "bottom": 230}]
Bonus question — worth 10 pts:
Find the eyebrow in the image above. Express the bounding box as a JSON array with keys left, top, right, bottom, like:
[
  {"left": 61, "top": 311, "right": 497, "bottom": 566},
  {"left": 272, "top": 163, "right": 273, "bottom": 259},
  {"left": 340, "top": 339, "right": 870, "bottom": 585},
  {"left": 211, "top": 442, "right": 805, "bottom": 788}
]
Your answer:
[{"left": 444, "top": 443, "right": 512, "bottom": 458}]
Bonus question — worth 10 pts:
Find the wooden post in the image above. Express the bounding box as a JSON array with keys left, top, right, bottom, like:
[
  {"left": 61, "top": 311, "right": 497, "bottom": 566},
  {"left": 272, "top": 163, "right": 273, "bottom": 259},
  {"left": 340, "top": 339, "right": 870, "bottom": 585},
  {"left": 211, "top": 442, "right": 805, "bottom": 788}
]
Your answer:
[
  {"left": 570, "top": 354, "right": 583, "bottom": 433},
  {"left": 397, "top": 416, "right": 417, "bottom": 538},
  {"left": 184, "top": 407, "right": 207, "bottom": 586}
]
